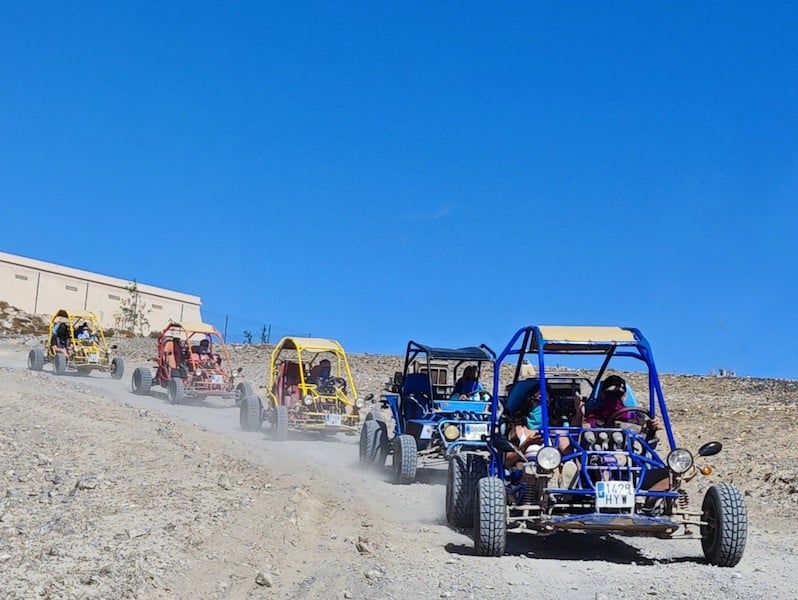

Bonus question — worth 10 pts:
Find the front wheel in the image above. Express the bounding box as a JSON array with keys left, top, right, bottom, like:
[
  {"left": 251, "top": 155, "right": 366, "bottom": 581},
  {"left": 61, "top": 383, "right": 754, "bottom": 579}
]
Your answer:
[
  {"left": 53, "top": 353, "right": 67, "bottom": 375},
  {"left": 167, "top": 378, "right": 185, "bottom": 404},
  {"left": 132, "top": 367, "right": 152, "bottom": 395},
  {"left": 392, "top": 434, "right": 418, "bottom": 484},
  {"left": 269, "top": 404, "right": 289, "bottom": 441},
  {"left": 473, "top": 477, "right": 507, "bottom": 556},
  {"left": 446, "top": 453, "right": 487, "bottom": 529},
  {"left": 110, "top": 357, "right": 124, "bottom": 380},
  {"left": 701, "top": 483, "right": 747, "bottom": 567},
  {"left": 28, "top": 347, "right": 45, "bottom": 371},
  {"left": 359, "top": 419, "right": 389, "bottom": 468},
  {"left": 235, "top": 382, "right": 254, "bottom": 406},
  {"left": 239, "top": 395, "right": 262, "bottom": 432}
]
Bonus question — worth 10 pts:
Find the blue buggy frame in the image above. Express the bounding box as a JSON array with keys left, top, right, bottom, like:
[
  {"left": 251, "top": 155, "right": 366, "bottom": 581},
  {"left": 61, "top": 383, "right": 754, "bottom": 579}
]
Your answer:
[
  {"left": 446, "top": 325, "right": 747, "bottom": 567},
  {"left": 359, "top": 341, "right": 495, "bottom": 484}
]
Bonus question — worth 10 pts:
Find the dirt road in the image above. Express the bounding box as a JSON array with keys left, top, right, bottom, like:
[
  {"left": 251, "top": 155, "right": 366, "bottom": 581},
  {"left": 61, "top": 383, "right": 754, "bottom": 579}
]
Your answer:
[{"left": 1, "top": 338, "right": 796, "bottom": 599}]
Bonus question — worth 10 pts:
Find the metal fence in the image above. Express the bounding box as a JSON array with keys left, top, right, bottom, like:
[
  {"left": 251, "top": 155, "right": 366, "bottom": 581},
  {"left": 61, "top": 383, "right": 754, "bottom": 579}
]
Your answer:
[{"left": 202, "top": 310, "right": 311, "bottom": 344}]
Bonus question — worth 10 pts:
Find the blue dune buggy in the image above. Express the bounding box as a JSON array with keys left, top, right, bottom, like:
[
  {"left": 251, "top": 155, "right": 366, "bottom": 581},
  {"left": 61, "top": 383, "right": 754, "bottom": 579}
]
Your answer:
[
  {"left": 446, "top": 325, "right": 747, "bottom": 567},
  {"left": 359, "top": 341, "right": 495, "bottom": 484}
]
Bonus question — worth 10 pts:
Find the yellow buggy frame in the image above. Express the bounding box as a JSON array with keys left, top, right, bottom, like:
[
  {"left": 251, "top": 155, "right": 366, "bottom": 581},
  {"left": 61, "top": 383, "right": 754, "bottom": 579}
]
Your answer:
[
  {"left": 239, "top": 336, "right": 369, "bottom": 439},
  {"left": 27, "top": 309, "right": 124, "bottom": 378}
]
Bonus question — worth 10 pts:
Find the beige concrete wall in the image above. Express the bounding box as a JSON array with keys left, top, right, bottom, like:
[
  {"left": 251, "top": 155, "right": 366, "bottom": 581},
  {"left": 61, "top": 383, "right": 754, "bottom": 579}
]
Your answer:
[{"left": 0, "top": 252, "right": 202, "bottom": 333}]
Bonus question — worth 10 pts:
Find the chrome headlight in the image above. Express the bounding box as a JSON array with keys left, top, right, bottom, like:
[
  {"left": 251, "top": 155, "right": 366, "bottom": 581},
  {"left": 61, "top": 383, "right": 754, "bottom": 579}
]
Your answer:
[
  {"left": 536, "top": 446, "right": 562, "bottom": 471},
  {"left": 442, "top": 425, "right": 460, "bottom": 442},
  {"left": 303, "top": 394, "right": 314, "bottom": 406},
  {"left": 667, "top": 448, "right": 694, "bottom": 474},
  {"left": 195, "top": 369, "right": 202, "bottom": 376},
  {"left": 355, "top": 397, "right": 365, "bottom": 409}
]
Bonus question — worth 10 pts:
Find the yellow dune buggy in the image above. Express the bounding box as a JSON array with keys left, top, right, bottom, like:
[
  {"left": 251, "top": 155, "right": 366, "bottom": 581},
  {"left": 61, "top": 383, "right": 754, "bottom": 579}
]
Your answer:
[
  {"left": 27, "top": 309, "right": 124, "bottom": 379},
  {"left": 239, "top": 336, "right": 371, "bottom": 440}
]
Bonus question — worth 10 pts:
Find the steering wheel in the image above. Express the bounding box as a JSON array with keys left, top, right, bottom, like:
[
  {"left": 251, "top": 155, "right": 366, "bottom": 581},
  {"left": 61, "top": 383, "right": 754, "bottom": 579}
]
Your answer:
[
  {"left": 460, "top": 390, "right": 492, "bottom": 402},
  {"left": 604, "top": 406, "right": 652, "bottom": 427}
]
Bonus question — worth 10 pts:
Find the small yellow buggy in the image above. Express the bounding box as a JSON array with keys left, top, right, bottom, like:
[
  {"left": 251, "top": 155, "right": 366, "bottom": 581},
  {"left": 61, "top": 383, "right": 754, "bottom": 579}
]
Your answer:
[
  {"left": 239, "top": 336, "right": 370, "bottom": 440},
  {"left": 27, "top": 309, "right": 124, "bottom": 379}
]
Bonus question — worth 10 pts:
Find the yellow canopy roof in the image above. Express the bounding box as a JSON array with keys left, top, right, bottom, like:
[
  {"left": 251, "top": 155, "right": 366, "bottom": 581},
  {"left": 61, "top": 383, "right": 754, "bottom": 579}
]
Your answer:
[
  {"left": 275, "top": 336, "right": 343, "bottom": 353},
  {"left": 537, "top": 326, "right": 637, "bottom": 344}
]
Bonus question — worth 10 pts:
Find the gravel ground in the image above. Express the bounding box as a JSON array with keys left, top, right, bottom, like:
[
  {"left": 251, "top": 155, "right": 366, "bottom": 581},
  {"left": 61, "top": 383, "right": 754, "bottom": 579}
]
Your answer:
[{"left": 1, "top": 335, "right": 797, "bottom": 599}]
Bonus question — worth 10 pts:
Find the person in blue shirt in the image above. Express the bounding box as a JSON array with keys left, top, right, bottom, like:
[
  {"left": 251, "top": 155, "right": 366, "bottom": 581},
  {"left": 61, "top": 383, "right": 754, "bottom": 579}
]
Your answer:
[{"left": 451, "top": 365, "right": 483, "bottom": 400}]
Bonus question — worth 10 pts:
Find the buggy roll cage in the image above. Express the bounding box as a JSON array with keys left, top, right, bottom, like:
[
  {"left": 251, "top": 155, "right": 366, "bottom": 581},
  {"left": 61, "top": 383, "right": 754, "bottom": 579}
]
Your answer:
[{"left": 491, "top": 325, "right": 677, "bottom": 457}]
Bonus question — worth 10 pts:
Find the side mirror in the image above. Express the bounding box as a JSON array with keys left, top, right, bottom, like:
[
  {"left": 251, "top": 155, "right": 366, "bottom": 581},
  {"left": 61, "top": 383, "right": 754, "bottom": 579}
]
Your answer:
[
  {"left": 697, "top": 441, "right": 722, "bottom": 457},
  {"left": 365, "top": 393, "right": 375, "bottom": 402},
  {"left": 393, "top": 371, "right": 404, "bottom": 386},
  {"left": 111, "top": 344, "right": 118, "bottom": 350},
  {"left": 237, "top": 367, "right": 243, "bottom": 374}
]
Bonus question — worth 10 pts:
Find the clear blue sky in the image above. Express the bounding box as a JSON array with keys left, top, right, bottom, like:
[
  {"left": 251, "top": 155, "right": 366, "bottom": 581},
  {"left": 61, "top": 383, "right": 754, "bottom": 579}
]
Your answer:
[{"left": 2, "top": 2, "right": 796, "bottom": 378}]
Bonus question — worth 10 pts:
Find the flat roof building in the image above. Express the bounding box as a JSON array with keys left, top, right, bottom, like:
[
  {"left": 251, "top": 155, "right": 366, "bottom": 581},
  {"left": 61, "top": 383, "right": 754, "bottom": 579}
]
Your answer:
[{"left": 0, "top": 251, "right": 202, "bottom": 333}]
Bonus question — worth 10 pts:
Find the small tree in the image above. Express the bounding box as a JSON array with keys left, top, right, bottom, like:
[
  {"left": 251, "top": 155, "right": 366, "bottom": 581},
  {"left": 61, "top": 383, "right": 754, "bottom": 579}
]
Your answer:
[
  {"left": 259, "top": 324, "right": 269, "bottom": 345},
  {"left": 114, "top": 281, "right": 151, "bottom": 336},
  {"left": 242, "top": 330, "right": 253, "bottom": 344}
]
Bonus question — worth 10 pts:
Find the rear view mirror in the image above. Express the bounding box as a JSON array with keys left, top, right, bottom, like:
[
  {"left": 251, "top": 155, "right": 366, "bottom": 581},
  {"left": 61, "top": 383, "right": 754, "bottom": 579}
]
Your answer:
[{"left": 697, "top": 441, "right": 722, "bottom": 457}]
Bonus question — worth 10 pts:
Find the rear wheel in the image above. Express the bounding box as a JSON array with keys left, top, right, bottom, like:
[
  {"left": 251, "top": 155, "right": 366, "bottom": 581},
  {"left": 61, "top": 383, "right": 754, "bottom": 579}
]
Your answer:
[
  {"left": 110, "top": 357, "right": 124, "bottom": 380},
  {"left": 701, "top": 483, "right": 747, "bottom": 567},
  {"left": 28, "top": 348, "right": 44, "bottom": 371},
  {"left": 53, "top": 353, "right": 67, "bottom": 375},
  {"left": 239, "top": 395, "right": 262, "bottom": 432},
  {"left": 392, "top": 434, "right": 418, "bottom": 484},
  {"left": 235, "top": 382, "right": 254, "bottom": 406},
  {"left": 473, "top": 477, "right": 507, "bottom": 556},
  {"left": 446, "top": 453, "right": 487, "bottom": 529},
  {"left": 359, "top": 419, "right": 389, "bottom": 468},
  {"left": 167, "top": 378, "right": 185, "bottom": 404},
  {"left": 132, "top": 367, "right": 152, "bottom": 395}
]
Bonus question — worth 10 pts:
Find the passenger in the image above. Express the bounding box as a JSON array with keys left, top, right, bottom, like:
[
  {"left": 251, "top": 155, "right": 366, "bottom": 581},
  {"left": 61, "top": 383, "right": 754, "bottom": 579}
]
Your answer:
[
  {"left": 451, "top": 365, "right": 483, "bottom": 400},
  {"left": 50, "top": 323, "right": 70, "bottom": 356},
  {"left": 77, "top": 322, "right": 93, "bottom": 341}
]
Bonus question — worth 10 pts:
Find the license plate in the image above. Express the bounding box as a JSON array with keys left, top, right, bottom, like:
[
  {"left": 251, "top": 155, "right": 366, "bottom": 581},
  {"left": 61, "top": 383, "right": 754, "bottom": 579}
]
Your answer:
[
  {"left": 595, "top": 481, "right": 635, "bottom": 508},
  {"left": 420, "top": 424, "right": 435, "bottom": 439},
  {"left": 210, "top": 374, "right": 223, "bottom": 384},
  {"left": 88, "top": 353, "right": 98, "bottom": 363},
  {"left": 325, "top": 413, "right": 342, "bottom": 426},
  {"left": 463, "top": 423, "right": 488, "bottom": 441}
]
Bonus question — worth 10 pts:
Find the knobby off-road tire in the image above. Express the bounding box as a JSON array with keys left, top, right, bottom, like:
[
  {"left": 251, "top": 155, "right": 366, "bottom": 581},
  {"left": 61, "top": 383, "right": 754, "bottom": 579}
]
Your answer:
[
  {"left": 473, "top": 477, "right": 507, "bottom": 556},
  {"left": 235, "top": 382, "right": 254, "bottom": 407},
  {"left": 132, "top": 368, "right": 152, "bottom": 395},
  {"left": 392, "top": 434, "right": 418, "bottom": 484},
  {"left": 270, "top": 405, "right": 289, "bottom": 441},
  {"left": 239, "top": 395, "right": 262, "bottom": 432},
  {"left": 111, "top": 357, "right": 124, "bottom": 380},
  {"left": 167, "top": 378, "right": 185, "bottom": 405},
  {"left": 446, "top": 453, "right": 488, "bottom": 529},
  {"left": 53, "top": 353, "right": 67, "bottom": 375},
  {"left": 359, "top": 419, "right": 389, "bottom": 468},
  {"left": 701, "top": 482, "right": 748, "bottom": 567},
  {"left": 28, "top": 348, "right": 44, "bottom": 371}
]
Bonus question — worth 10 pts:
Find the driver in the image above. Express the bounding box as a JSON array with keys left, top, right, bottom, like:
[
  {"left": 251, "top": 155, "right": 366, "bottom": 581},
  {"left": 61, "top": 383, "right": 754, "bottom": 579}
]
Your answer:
[
  {"left": 451, "top": 365, "right": 483, "bottom": 400},
  {"left": 197, "top": 339, "right": 219, "bottom": 366},
  {"left": 585, "top": 375, "right": 659, "bottom": 432}
]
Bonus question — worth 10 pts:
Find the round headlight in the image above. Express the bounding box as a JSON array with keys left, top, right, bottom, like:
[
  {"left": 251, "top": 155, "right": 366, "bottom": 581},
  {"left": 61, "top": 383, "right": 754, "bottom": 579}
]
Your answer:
[
  {"left": 195, "top": 369, "right": 202, "bottom": 376},
  {"left": 536, "top": 446, "right": 562, "bottom": 471},
  {"left": 355, "top": 397, "right": 365, "bottom": 409},
  {"left": 667, "top": 448, "right": 694, "bottom": 474},
  {"left": 443, "top": 425, "right": 460, "bottom": 442},
  {"left": 303, "top": 395, "right": 314, "bottom": 406}
]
